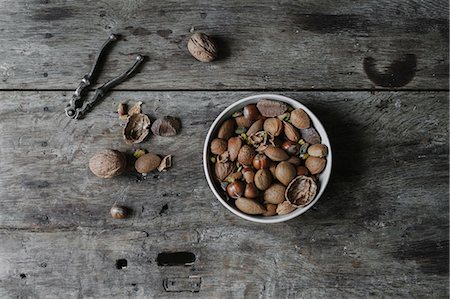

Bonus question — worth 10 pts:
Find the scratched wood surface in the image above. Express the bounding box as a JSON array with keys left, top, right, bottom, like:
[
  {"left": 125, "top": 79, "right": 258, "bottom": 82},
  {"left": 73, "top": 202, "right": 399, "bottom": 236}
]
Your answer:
[
  {"left": 0, "top": 91, "right": 448, "bottom": 298},
  {"left": 0, "top": 0, "right": 448, "bottom": 90}
]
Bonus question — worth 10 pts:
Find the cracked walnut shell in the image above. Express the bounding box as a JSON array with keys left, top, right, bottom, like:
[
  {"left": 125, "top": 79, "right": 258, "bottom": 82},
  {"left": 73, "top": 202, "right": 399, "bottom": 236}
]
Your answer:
[{"left": 285, "top": 176, "right": 318, "bottom": 207}]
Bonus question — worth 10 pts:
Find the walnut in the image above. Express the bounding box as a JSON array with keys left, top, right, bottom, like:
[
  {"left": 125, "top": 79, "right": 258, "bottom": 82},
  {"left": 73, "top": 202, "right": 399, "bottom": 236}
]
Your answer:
[
  {"left": 89, "top": 149, "right": 126, "bottom": 178},
  {"left": 187, "top": 32, "right": 218, "bottom": 62},
  {"left": 285, "top": 176, "right": 317, "bottom": 207},
  {"left": 151, "top": 116, "right": 181, "bottom": 137}
]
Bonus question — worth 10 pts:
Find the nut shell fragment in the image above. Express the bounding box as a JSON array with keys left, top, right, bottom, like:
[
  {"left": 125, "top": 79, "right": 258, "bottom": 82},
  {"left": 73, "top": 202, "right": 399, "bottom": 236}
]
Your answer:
[
  {"left": 285, "top": 176, "right": 317, "bottom": 207},
  {"left": 123, "top": 113, "right": 151, "bottom": 144},
  {"left": 215, "top": 161, "right": 235, "bottom": 181},
  {"left": 256, "top": 100, "right": 288, "bottom": 117},
  {"left": 151, "top": 116, "right": 181, "bottom": 137},
  {"left": 276, "top": 201, "right": 296, "bottom": 215},
  {"left": 157, "top": 155, "right": 172, "bottom": 172}
]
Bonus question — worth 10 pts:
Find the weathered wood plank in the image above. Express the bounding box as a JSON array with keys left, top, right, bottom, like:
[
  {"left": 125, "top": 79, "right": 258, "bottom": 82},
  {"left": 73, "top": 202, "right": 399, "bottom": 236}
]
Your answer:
[
  {"left": 0, "top": 91, "right": 448, "bottom": 298},
  {"left": 0, "top": 0, "right": 448, "bottom": 90}
]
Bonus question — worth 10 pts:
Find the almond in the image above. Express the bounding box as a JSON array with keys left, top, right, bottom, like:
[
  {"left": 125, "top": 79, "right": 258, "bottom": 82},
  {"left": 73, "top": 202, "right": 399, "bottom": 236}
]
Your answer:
[
  {"left": 227, "top": 137, "right": 242, "bottom": 161},
  {"left": 307, "top": 144, "right": 328, "bottom": 158},
  {"left": 264, "top": 118, "right": 283, "bottom": 136},
  {"left": 275, "top": 161, "right": 296, "bottom": 186},
  {"left": 235, "top": 197, "right": 266, "bottom": 215},
  {"left": 264, "top": 183, "right": 286, "bottom": 204},
  {"left": 247, "top": 119, "right": 264, "bottom": 136},
  {"left": 283, "top": 121, "right": 300, "bottom": 142},
  {"left": 264, "top": 146, "right": 289, "bottom": 161},
  {"left": 217, "top": 118, "right": 236, "bottom": 140},
  {"left": 290, "top": 108, "right": 310, "bottom": 129}
]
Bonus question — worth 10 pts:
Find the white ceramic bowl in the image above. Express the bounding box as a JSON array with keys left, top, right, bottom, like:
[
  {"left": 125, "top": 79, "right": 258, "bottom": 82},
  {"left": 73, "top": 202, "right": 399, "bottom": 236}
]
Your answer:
[{"left": 203, "top": 94, "right": 332, "bottom": 223}]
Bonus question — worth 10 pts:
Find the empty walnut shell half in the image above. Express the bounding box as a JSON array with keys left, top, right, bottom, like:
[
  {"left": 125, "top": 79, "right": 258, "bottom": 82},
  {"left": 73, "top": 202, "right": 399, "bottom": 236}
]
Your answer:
[
  {"left": 123, "top": 113, "right": 151, "bottom": 144},
  {"left": 285, "top": 176, "right": 318, "bottom": 207},
  {"left": 151, "top": 116, "right": 181, "bottom": 137}
]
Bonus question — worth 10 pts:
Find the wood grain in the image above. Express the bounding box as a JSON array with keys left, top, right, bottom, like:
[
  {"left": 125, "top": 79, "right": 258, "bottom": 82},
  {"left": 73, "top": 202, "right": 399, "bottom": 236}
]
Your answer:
[
  {"left": 0, "top": 91, "right": 448, "bottom": 298},
  {"left": 0, "top": 0, "right": 447, "bottom": 90}
]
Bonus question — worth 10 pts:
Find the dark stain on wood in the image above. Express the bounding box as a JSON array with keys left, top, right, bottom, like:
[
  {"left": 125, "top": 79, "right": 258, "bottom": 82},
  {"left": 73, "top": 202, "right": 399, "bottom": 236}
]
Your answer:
[
  {"left": 22, "top": 180, "right": 50, "bottom": 189},
  {"left": 295, "top": 14, "right": 369, "bottom": 33},
  {"left": 393, "top": 240, "right": 449, "bottom": 276},
  {"left": 128, "top": 27, "right": 151, "bottom": 36},
  {"left": 156, "top": 29, "right": 173, "bottom": 38},
  {"left": 363, "top": 54, "right": 416, "bottom": 87},
  {"left": 157, "top": 252, "right": 196, "bottom": 266},
  {"left": 32, "top": 7, "right": 73, "bottom": 21},
  {"left": 159, "top": 204, "right": 169, "bottom": 215}
]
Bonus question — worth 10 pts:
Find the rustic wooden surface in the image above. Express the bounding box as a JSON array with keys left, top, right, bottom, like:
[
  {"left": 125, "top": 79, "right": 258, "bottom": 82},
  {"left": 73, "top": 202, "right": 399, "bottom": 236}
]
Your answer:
[
  {"left": 0, "top": 91, "right": 448, "bottom": 298},
  {"left": 0, "top": 0, "right": 449, "bottom": 298},
  {"left": 0, "top": 0, "right": 448, "bottom": 90}
]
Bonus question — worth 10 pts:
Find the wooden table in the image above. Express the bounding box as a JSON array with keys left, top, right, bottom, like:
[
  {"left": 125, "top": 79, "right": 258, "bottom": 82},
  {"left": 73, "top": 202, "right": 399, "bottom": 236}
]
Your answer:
[{"left": 0, "top": 1, "right": 448, "bottom": 298}]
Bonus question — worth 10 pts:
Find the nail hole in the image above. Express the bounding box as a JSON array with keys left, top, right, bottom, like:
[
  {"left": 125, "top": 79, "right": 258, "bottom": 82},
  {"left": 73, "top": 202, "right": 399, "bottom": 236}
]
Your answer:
[
  {"left": 116, "top": 259, "right": 127, "bottom": 269},
  {"left": 157, "top": 252, "right": 196, "bottom": 266},
  {"left": 40, "top": 262, "right": 47, "bottom": 268},
  {"left": 159, "top": 204, "right": 169, "bottom": 216},
  {"left": 20, "top": 273, "right": 26, "bottom": 279}
]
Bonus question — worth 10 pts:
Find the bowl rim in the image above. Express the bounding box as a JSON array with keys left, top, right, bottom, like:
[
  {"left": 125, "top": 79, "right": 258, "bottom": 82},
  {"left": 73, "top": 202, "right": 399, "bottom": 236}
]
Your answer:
[{"left": 203, "top": 94, "right": 332, "bottom": 223}]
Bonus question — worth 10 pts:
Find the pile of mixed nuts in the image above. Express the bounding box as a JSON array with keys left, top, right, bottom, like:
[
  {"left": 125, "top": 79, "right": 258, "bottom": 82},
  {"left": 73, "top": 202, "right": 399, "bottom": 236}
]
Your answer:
[
  {"left": 88, "top": 101, "right": 180, "bottom": 218},
  {"left": 209, "top": 99, "right": 328, "bottom": 216}
]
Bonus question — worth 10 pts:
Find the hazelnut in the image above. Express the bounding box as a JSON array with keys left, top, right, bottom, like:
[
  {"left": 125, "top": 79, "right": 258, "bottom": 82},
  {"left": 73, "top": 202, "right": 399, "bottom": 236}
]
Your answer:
[
  {"left": 296, "top": 165, "right": 309, "bottom": 176},
  {"left": 252, "top": 153, "right": 270, "bottom": 169},
  {"left": 305, "top": 157, "right": 326, "bottom": 174},
  {"left": 243, "top": 104, "right": 261, "bottom": 121},
  {"left": 238, "top": 145, "right": 257, "bottom": 166},
  {"left": 275, "top": 161, "right": 297, "bottom": 186},
  {"left": 187, "top": 32, "right": 218, "bottom": 62},
  {"left": 227, "top": 137, "right": 242, "bottom": 161},
  {"left": 264, "top": 183, "right": 286, "bottom": 204},
  {"left": 210, "top": 138, "right": 227, "bottom": 155},
  {"left": 226, "top": 181, "right": 245, "bottom": 198},
  {"left": 89, "top": 149, "right": 126, "bottom": 178},
  {"left": 308, "top": 144, "right": 328, "bottom": 158},
  {"left": 217, "top": 119, "right": 236, "bottom": 140},
  {"left": 135, "top": 153, "right": 161, "bottom": 174},
  {"left": 244, "top": 183, "right": 259, "bottom": 199},
  {"left": 264, "top": 118, "right": 283, "bottom": 136},
  {"left": 290, "top": 108, "right": 310, "bottom": 129},
  {"left": 281, "top": 140, "right": 301, "bottom": 156},
  {"left": 117, "top": 103, "right": 128, "bottom": 120},
  {"left": 254, "top": 169, "right": 272, "bottom": 191},
  {"left": 110, "top": 204, "right": 128, "bottom": 219}
]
